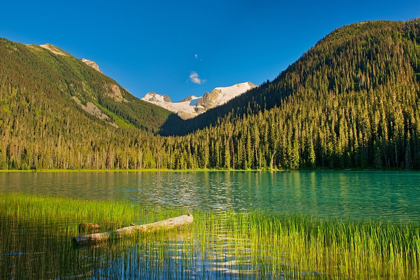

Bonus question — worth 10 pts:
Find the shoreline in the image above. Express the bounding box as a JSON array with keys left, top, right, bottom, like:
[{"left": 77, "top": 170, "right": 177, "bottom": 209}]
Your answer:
[{"left": 0, "top": 167, "right": 412, "bottom": 173}]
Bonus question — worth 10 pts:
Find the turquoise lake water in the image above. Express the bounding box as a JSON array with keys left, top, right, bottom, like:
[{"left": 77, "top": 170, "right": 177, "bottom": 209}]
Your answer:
[
  {"left": 1, "top": 171, "right": 419, "bottom": 221},
  {"left": 1, "top": 171, "right": 419, "bottom": 278}
]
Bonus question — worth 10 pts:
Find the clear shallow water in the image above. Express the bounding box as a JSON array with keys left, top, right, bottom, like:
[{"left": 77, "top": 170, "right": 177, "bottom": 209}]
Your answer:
[
  {"left": 0, "top": 215, "right": 298, "bottom": 279},
  {"left": 0, "top": 171, "right": 419, "bottom": 221}
]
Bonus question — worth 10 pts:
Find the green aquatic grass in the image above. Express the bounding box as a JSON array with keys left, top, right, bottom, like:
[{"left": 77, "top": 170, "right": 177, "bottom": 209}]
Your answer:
[
  {"left": 0, "top": 193, "right": 143, "bottom": 226},
  {"left": 0, "top": 193, "right": 419, "bottom": 279},
  {"left": 241, "top": 212, "right": 420, "bottom": 278}
]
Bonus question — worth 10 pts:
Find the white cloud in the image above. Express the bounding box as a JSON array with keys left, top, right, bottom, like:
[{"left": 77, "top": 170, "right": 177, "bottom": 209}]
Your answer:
[
  {"left": 195, "top": 54, "right": 198, "bottom": 59},
  {"left": 189, "top": 71, "right": 205, "bottom": 84}
]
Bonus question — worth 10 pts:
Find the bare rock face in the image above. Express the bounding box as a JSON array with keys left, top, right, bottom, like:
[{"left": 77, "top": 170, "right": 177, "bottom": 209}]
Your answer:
[
  {"left": 196, "top": 89, "right": 222, "bottom": 109},
  {"left": 194, "top": 107, "right": 206, "bottom": 114},
  {"left": 72, "top": 96, "right": 118, "bottom": 127},
  {"left": 142, "top": 92, "right": 172, "bottom": 103},
  {"left": 103, "top": 83, "right": 126, "bottom": 102},
  {"left": 180, "top": 96, "right": 198, "bottom": 102},
  {"left": 81, "top": 58, "right": 102, "bottom": 73},
  {"left": 197, "top": 82, "right": 257, "bottom": 110},
  {"left": 177, "top": 111, "right": 196, "bottom": 120}
]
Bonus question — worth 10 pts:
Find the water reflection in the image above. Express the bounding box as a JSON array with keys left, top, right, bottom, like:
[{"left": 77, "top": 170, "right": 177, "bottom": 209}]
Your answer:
[
  {"left": 0, "top": 171, "right": 419, "bottom": 221},
  {"left": 0, "top": 215, "right": 300, "bottom": 279}
]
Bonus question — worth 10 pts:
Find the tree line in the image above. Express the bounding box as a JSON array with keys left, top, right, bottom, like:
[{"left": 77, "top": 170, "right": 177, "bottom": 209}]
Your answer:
[{"left": 0, "top": 20, "right": 419, "bottom": 170}]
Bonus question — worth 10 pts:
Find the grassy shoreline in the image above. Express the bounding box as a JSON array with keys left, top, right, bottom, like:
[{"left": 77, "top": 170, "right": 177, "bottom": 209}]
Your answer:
[{"left": 0, "top": 192, "right": 419, "bottom": 278}]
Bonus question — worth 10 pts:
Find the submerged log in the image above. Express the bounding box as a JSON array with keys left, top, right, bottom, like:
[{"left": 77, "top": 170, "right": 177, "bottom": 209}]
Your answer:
[
  {"left": 73, "top": 214, "right": 193, "bottom": 246},
  {"left": 78, "top": 222, "right": 101, "bottom": 234},
  {"left": 78, "top": 220, "right": 123, "bottom": 234}
]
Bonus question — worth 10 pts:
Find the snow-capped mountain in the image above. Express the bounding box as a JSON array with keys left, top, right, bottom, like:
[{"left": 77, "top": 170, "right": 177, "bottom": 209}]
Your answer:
[
  {"left": 197, "top": 82, "right": 256, "bottom": 110},
  {"left": 142, "top": 92, "right": 172, "bottom": 103},
  {"left": 141, "top": 82, "right": 256, "bottom": 119}
]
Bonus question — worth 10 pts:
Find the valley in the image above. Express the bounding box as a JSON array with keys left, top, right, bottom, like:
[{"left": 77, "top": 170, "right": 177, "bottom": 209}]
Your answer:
[
  {"left": 1, "top": 20, "right": 420, "bottom": 171},
  {"left": 1, "top": 6, "right": 420, "bottom": 278}
]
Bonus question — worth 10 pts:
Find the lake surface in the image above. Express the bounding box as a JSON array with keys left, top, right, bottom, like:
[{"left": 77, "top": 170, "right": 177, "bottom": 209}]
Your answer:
[
  {"left": 1, "top": 171, "right": 419, "bottom": 222},
  {"left": 1, "top": 171, "right": 419, "bottom": 279}
]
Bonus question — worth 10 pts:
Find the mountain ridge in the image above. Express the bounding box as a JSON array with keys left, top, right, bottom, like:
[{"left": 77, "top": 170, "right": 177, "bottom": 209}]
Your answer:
[
  {"left": 1, "top": 39, "right": 173, "bottom": 131},
  {"left": 141, "top": 82, "right": 256, "bottom": 119},
  {"left": 160, "top": 19, "right": 420, "bottom": 136},
  {"left": 81, "top": 58, "right": 102, "bottom": 73},
  {"left": 1, "top": 19, "right": 419, "bottom": 170}
]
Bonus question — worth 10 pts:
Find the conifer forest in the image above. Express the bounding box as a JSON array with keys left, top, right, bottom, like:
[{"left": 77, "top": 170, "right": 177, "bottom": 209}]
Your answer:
[{"left": 1, "top": 20, "right": 420, "bottom": 170}]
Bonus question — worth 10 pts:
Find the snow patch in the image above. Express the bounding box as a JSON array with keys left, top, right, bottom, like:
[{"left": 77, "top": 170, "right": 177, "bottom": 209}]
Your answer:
[
  {"left": 142, "top": 92, "right": 171, "bottom": 103},
  {"left": 146, "top": 100, "right": 198, "bottom": 115},
  {"left": 214, "top": 82, "right": 256, "bottom": 106}
]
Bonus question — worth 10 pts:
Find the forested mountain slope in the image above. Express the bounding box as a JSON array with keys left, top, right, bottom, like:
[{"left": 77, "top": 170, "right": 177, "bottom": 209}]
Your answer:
[
  {"left": 161, "top": 19, "right": 420, "bottom": 169},
  {"left": 1, "top": 19, "right": 419, "bottom": 170},
  {"left": 0, "top": 38, "right": 173, "bottom": 169},
  {"left": 0, "top": 39, "right": 172, "bottom": 132},
  {"left": 161, "top": 20, "right": 420, "bottom": 137}
]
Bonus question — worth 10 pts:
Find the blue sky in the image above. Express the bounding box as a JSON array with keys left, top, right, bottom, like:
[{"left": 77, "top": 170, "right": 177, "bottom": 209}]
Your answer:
[{"left": 1, "top": 1, "right": 419, "bottom": 101}]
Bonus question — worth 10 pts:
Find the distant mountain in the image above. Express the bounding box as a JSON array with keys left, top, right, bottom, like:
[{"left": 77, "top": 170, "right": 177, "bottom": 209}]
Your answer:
[
  {"left": 160, "top": 20, "right": 420, "bottom": 137},
  {"left": 142, "top": 94, "right": 202, "bottom": 119},
  {"left": 1, "top": 19, "right": 420, "bottom": 171},
  {"left": 141, "top": 82, "right": 256, "bottom": 119},
  {"left": 180, "top": 95, "right": 200, "bottom": 102},
  {"left": 197, "top": 82, "right": 257, "bottom": 110},
  {"left": 142, "top": 92, "right": 172, "bottom": 103},
  {"left": 161, "top": 19, "right": 420, "bottom": 170}
]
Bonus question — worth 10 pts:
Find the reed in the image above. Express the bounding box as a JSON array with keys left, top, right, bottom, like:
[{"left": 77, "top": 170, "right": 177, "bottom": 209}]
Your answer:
[
  {"left": 0, "top": 192, "right": 419, "bottom": 279},
  {"left": 0, "top": 192, "right": 143, "bottom": 226}
]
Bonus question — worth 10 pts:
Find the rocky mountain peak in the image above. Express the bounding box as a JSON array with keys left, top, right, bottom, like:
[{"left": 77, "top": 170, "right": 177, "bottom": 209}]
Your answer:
[
  {"left": 197, "top": 82, "right": 257, "bottom": 110},
  {"left": 142, "top": 92, "right": 172, "bottom": 103},
  {"left": 180, "top": 95, "right": 199, "bottom": 102},
  {"left": 81, "top": 58, "right": 102, "bottom": 73},
  {"left": 141, "top": 82, "right": 256, "bottom": 119}
]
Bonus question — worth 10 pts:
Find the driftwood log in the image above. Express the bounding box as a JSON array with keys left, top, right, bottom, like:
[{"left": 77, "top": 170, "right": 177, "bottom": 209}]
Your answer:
[{"left": 73, "top": 214, "right": 193, "bottom": 246}]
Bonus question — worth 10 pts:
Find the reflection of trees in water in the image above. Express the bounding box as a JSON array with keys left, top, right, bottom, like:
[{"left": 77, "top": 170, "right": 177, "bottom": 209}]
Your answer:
[
  {"left": 0, "top": 171, "right": 419, "bottom": 220},
  {"left": 2, "top": 208, "right": 420, "bottom": 279},
  {"left": 0, "top": 215, "right": 283, "bottom": 279},
  {"left": 0, "top": 217, "right": 114, "bottom": 279}
]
